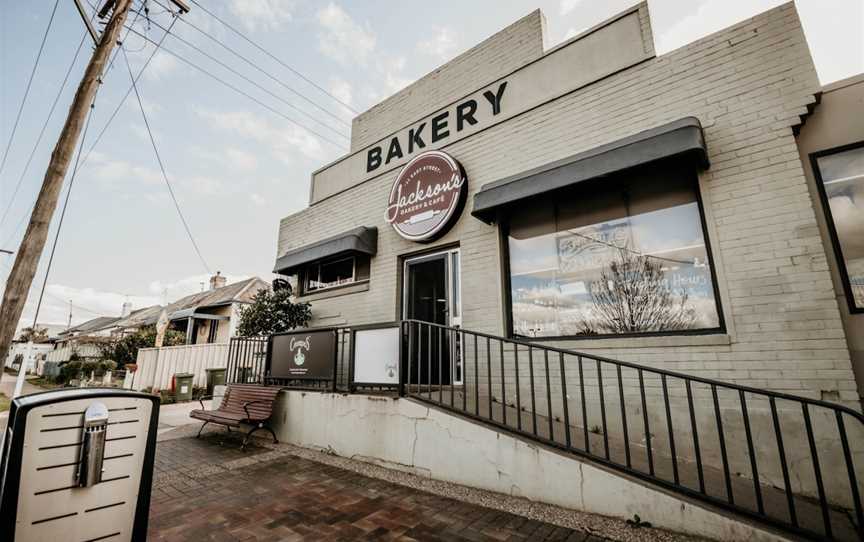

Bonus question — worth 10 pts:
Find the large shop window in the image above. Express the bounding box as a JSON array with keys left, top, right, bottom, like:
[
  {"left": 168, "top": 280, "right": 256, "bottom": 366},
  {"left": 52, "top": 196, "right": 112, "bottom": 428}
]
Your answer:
[
  {"left": 813, "top": 142, "right": 864, "bottom": 312},
  {"left": 506, "top": 164, "right": 722, "bottom": 338}
]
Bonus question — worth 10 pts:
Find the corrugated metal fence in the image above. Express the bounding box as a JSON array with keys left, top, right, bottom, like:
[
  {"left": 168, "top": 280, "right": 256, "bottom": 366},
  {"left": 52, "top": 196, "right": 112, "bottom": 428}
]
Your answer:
[{"left": 124, "top": 342, "right": 228, "bottom": 391}]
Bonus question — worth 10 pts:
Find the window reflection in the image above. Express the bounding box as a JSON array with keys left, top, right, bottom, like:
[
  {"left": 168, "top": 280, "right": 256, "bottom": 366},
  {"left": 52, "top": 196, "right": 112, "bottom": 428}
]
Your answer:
[
  {"left": 817, "top": 145, "right": 864, "bottom": 310},
  {"left": 508, "top": 166, "right": 721, "bottom": 338}
]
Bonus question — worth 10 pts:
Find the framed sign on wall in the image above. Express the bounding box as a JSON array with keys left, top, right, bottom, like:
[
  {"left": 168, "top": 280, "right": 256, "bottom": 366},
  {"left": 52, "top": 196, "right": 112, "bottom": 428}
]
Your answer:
[
  {"left": 350, "top": 323, "right": 401, "bottom": 387},
  {"left": 267, "top": 328, "right": 337, "bottom": 380}
]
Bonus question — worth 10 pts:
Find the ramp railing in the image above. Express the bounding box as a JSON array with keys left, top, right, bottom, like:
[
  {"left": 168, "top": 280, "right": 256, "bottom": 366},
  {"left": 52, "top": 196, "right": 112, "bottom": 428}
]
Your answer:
[{"left": 402, "top": 319, "right": 864, "bottom": 541}]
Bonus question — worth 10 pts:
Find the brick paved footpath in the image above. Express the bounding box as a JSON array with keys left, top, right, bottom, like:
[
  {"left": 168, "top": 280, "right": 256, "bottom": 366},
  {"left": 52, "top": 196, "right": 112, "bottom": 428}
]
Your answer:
[{"left": 149, "top": 434, "right": 604, "bottom": 541}]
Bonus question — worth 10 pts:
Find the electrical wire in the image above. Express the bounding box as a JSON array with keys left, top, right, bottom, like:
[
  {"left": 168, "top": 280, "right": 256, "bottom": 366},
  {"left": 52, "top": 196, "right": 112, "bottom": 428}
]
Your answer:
[
  {"left": 0, "top": 32, "right": 88, "bottom": 231},
  {"left": 149, "top": 0, "right": 351, "bottom": 128},
  {"left": 188, "top": 0, "right": 358, "bottom": 115},
  {"left": 28, "top": 78, "right": 99, "bottom": 331},
  {"left": 121, "top": 45, "right": 212, "bottom": 275},
  {"left": 123, "top": 24, "right": 349, "bottom": 151},
  {"left": 0, "top": 3, "right": 149, "bottom": 253},
  {"left": 0, "top": 0, "right": 62, "bottom": 179},
  {"left": 133, "top": 7, "right": 349, "bottom": 140}
]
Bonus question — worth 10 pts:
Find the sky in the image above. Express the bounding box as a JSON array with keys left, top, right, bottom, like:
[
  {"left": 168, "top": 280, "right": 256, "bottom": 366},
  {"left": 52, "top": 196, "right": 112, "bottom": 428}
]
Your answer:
[{"left": 1, "top": 0, "right": 862, "bottom": 330}]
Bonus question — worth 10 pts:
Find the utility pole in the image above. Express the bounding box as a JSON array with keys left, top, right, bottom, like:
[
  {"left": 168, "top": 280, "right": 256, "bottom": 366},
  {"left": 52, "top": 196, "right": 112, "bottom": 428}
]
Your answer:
[{"left": 0, "top": 0, "right": 133, "bottom": 371}]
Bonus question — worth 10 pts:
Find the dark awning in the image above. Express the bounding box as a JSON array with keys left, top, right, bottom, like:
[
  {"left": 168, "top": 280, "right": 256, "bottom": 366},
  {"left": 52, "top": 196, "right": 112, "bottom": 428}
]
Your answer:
[
  {"left": 273, "top": 226, "right": 378, "bottom": 274},
  {"left": 169, "top": 308, "right": 230, "bottom": 321},
  {"left": 471, "top": 117, "right": 710, "bottom": 224}
]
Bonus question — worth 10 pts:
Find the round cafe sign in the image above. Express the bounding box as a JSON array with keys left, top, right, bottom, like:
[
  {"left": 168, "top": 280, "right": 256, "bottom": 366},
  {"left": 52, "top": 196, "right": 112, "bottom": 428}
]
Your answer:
[{"left": 384, "top": 150, "right": 467, "bottom": 242}]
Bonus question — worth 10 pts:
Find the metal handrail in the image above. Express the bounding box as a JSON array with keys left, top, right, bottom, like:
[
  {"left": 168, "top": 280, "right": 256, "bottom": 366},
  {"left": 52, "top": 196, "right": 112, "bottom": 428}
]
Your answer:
[{"left": 401, "top": 319, "right": 864, "bottom": 541}]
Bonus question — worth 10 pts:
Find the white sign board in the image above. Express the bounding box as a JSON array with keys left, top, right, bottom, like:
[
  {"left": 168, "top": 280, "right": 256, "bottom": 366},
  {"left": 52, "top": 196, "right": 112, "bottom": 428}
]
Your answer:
[{"left": 353, "top": 327, "right": 400, "bottom": 385}]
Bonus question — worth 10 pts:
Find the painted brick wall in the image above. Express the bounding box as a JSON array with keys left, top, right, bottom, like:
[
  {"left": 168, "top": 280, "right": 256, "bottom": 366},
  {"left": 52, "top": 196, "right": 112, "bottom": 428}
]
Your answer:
[
  {"left": 349, "top": 10, "right": 546, "bottom": 153},
  {"left": 278, "top": 3, "right": 857, "bottom": 412}
]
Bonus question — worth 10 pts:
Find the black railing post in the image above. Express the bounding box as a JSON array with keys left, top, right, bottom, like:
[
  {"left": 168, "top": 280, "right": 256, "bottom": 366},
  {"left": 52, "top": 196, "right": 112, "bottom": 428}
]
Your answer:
[
  {"left": 802, "top": 403, "right": 831, "bottom": 538},
  {"left": 686, "top": 380, "right": 705, "bottom": 494},
  {"left": 528, "top": 346, "right": 537, "bottom": 436},
  {"left": 499, "top": 340, "right": 507, "bottom": 426},
  {"left": 486, "top": 337, "right": 492, "bottom": 420},
  {"left": 836, "top": 411, "right": 864, "bottom": 535},
  {"left": 597, "top": 359, "right": 609, "bottom": 460},
  {"left": 739, "top": 390, "right": 763, "bottom": 515},
  {"left": 578, "top": 355, "right": 589, "bottom": 454},
  {"left": 544, "top": 350, "right": 553, "bottom": 443},
  {"left": 770, "top": 397, "right": 798, "bottom": 528},
  {"left": 661, "top": 375, "right": 679, "bottom": 485},
  {"left": 559, "top": 352, "right": 572, "bottom": 449},
  {"left": 398, "top": 322, "right": 406, "bottom": 397},
  {"left": 712, "top": 384, "right": 733, "bottom": 504},
  {"left": 617, "top": 365, "right": 631, "bottom": 469},
  {"left": 639, "top": 369, "right": 653, "bottom": 476}
]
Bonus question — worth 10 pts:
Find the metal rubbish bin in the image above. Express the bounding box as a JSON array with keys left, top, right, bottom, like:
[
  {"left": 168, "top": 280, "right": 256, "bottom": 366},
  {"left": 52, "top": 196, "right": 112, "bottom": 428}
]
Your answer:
[
  {"left": 205, "top": 367, "right": 226, "bottom": 395},
  {"left": 174, "top": 373, "right": 195, "bottom": 402}
]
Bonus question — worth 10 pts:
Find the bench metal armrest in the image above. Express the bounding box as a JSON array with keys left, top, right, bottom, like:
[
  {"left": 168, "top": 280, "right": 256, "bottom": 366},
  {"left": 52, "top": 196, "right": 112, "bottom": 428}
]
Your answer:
[
  {"left": 198, "top": 394, "right": 214, "bottom": 410},
  {"left": 241, "top": 399, "right": 272, "bottom": 420}
]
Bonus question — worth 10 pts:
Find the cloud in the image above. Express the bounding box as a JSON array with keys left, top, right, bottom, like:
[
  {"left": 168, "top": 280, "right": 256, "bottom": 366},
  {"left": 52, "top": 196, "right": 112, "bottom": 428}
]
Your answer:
[
  {"left": 148, "top": 272, "right": 251, "bottom": 301},
  {"left": 560, "top": 0, "right": 585, "bottom": 15},
  {"left": 84, "top": 152, "right": 162, "bottom": 186},
  {"left": 226, "top": 148, "right": 258, "bottom": 171},
  {"left": 194, "top": 108, "right": 326, "bottom": 162},
  {"left": 249, "top": 193, "right": 267, "bottom": 207},
  {"left": 144, "top": 49, "right": 180, "bottom": 80},
  {"left": 316, "top": 3, "right": 376, "bottom": 66},
  {"left": 39, "top": 283, "right": 161, "bottom": 325},
  {"left": 83, "top": 152, "right": 226, "bottom": 196},
  {"left": 382, "top": 56, "right": 415, "bottom": 94},
  {"left": 329, "top": 78, "right": 353, "bottom": 108},
  {"left": 229, "top": 0, "right": 293, "bottom": 31},
  {"left": 418, "top": 27, "right": 459, "bottom": 61}
]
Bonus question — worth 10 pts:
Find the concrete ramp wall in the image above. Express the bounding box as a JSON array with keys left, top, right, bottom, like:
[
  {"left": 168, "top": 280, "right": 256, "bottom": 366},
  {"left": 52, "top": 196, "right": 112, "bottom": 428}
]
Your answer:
[{"left": 270, "top": 391, "right": 786, "bottom": 541}]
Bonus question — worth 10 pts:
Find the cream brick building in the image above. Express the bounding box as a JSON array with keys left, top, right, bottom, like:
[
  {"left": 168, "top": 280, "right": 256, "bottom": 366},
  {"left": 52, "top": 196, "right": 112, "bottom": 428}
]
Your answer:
[
  {"left": 275, "top": 2, "right": 860, "bottom": 407},
  {"left": 267, "top": 4, "right": 864, "bottom": 536}
]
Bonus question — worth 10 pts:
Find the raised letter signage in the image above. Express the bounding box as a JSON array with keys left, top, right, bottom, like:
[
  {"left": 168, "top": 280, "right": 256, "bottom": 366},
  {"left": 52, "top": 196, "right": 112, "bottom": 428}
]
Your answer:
[{"left": 384, "top": 150, "right": 467, "bottom": 242}]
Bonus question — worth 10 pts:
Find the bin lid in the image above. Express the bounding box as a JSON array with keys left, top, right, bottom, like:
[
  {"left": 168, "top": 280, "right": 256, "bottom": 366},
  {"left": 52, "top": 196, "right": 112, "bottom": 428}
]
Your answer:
[
  {"left": 205, "top": 367, "right": 227, "bottom": 372},
  {"left": 174, "top": 373, "right": 195, "bottom": 378}
]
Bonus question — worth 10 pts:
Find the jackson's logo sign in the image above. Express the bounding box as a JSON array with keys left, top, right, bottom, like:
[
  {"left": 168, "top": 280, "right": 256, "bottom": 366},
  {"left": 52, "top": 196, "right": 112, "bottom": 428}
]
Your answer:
[
  {"left": 384, "top": 150, "right": 467, "bottom": 242},
  {"left": 289, "top": 336, "right": 311, "bottom": 366}
]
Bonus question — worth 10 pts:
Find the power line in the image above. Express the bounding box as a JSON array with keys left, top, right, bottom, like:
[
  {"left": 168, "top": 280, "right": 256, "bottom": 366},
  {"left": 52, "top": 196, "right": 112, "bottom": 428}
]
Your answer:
[
  {"left": 121, "top": 45, "right": 212, "bottom": 275},
  {"left": 0, "top": 4, "right": 149, "bottom": 251},
  {"left": 123, "top": 24, "right": 349, "bottom": 150},
  {"left": 0, "top": 0, "right": 62, "bottom": 180},
  {"left": 0, "top": 32, "right": 89, "bottom": 231},
  {"left": 150, "top": 0, "right": 351, "bottom": 129},
  {"left": 188, "top": 0, "right": 358, "bottom": 115},
  {"left": 29, "top": 95, "right": 98, "bottom": 330},
  {"left": 133, "top": 7, "right": 349, "bottom": 141}
]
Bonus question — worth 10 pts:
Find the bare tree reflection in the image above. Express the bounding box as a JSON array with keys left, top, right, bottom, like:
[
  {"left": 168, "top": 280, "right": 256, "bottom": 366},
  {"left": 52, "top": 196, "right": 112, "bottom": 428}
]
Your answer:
[{"left": 588, "top": 248, "right": 696, "bottom": 333}]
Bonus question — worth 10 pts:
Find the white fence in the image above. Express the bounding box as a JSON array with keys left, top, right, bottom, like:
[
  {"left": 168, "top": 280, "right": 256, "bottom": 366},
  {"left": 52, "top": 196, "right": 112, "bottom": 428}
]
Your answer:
[
  {"left": 45, "top": 344, "right": 102, "bottom": 362},
  {"left": 124, "top": 342, "right": 228, "bottom": 392}
]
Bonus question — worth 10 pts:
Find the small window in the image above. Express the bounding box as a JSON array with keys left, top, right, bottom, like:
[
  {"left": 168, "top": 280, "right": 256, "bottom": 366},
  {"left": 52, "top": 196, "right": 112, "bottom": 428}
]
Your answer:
[
  {"left": 813, "top": 142, "right": 864, "bottom": 312},
  {"left": 506, "top": 163, "right": 722, "bottom": 339},
  {"left": 302, "top": 255, "right": 370, "bottom": 294}
]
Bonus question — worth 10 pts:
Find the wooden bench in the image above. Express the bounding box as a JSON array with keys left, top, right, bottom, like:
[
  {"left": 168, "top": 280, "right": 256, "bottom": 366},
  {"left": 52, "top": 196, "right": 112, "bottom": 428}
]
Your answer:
[{"left": 190, "top": 384, "right": 282, "bottom": 449}]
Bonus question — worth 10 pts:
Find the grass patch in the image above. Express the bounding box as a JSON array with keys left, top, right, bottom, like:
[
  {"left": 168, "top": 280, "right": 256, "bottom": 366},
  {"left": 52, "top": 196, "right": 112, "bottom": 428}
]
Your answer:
[
  {"left": 28, "top": 377, "right": 63, "bottom": 390},
  {"left": 0, "top": 393, "right": 10, "bottom": 413}
]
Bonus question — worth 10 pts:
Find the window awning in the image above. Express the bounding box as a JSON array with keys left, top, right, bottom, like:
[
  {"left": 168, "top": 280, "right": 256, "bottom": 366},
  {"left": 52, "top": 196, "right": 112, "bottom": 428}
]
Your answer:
[
  {"left": 169, "top": 308, "right": 230, "bottom": 321},
  {"left": 471, "top": 117, "right": 710, "bottom": 224},
  {"left": 273, "top": 226, "right": 378, "bottom": 274}
]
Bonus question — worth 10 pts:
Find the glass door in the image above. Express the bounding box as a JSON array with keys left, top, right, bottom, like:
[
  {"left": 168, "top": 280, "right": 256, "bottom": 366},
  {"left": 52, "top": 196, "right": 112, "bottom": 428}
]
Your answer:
[{"left": 403, "top": 248, "right": 462, "bottom": 384}]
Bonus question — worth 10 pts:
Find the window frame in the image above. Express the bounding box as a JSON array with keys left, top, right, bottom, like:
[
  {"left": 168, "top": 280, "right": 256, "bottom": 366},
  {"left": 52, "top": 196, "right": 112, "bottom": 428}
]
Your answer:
[
  {"left": 809, "top": 140, "right": 864, "bottom": 314},
  {"left": 499, "top": 166, "right": 726, "bottom": 341},
  {"left": 301, "top": 255, "right": 360, "bottom": 295}
]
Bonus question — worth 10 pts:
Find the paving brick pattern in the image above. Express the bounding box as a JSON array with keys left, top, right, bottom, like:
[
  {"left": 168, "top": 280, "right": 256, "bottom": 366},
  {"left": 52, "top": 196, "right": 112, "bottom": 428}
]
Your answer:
[{"left": 149, "top": 436, "right": 601, "bottom": 541}]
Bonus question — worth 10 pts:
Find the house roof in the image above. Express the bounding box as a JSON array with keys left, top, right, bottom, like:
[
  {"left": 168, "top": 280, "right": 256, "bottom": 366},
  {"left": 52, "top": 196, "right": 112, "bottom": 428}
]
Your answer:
[
  {"left": 109, "top": 277, "right": 270, "bottom": 330},
  {"left": 61, "top": 316, "right": 121, "bottom": 336}
]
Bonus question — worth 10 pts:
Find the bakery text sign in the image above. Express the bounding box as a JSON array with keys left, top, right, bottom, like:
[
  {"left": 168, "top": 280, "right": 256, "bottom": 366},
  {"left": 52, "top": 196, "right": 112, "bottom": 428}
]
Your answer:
[{"left": 367, "top": 81, "right": 507, "bottom": 173}]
